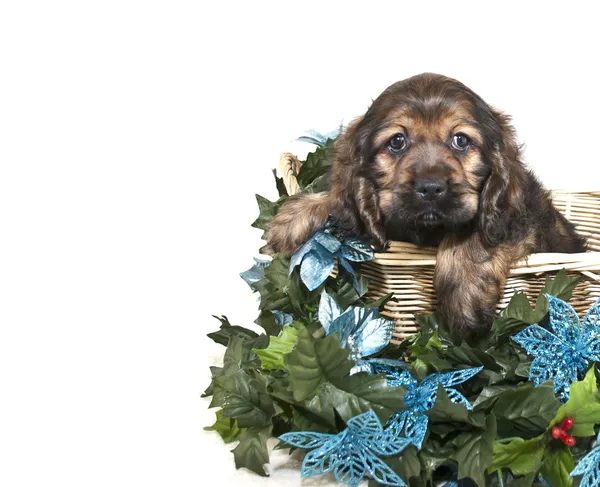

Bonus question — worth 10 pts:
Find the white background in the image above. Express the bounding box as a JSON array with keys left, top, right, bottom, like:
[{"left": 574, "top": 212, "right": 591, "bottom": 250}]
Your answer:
[{"left": 1, "top": 1, "right": 598, "bottom": 486}]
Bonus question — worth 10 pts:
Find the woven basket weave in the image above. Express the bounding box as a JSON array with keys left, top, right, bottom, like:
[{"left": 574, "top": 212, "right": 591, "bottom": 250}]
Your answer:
[{"left": 278, "top": 153, "right": 600, "bottom": 343}]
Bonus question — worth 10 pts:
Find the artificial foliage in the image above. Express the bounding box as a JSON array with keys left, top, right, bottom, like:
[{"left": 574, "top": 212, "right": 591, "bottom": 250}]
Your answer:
[{"left": 204, "top": 138, "right": 600, "bottom": 486}]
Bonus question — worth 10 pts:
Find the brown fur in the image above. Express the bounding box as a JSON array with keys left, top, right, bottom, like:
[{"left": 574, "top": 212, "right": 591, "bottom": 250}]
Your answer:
[{"left": 266, "top": 73, "right": 587, "bottom": 339}]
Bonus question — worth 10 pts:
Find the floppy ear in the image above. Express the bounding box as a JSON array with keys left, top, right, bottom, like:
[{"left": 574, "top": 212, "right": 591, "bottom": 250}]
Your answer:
[
  {"left": 478, "top": 112, "right": 527, "bottom": 247},
  {"left": 329, "top": 118, "right": 388, "bottom": 252}
]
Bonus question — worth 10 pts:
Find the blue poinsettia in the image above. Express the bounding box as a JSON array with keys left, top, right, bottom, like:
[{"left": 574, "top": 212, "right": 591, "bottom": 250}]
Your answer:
[
  {"left": 240, "top": 257, "right": 270, "bottom": 287},
  {"left": 296, "top": 128, "right": 341, "bottom": 147},
  {"left": 384, "top": 367, "right": 482, "bottom": 449},
  {"left": 279, "top": 410, "right": 412, "bottom": 487},
  {"left": 318, "top": 291, "right": 396, "bottom": 374},
  {"left": 290, "top": 227, "right": 374, "bottom": 292},
  {"left": 512, "top": 294, "right": 600, "bottom": 401},
  {"left": 571, "top": 431, "right": 600, "bottom": 487}
]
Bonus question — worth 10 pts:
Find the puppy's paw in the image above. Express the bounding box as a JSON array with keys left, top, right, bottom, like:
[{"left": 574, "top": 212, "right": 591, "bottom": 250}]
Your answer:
[{"left": 265, "top": 193, "right": 331, "bottom": 255}]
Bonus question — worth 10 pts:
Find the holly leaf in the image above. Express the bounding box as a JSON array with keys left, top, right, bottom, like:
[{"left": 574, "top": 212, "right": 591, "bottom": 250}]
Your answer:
[
  {"left": 254, "top": 278, "right": 291, "bottom": 313},
  {"left": 264, "top": 256, "right": 291, "bottom": 290},
  {"left": 287, "top": 372, "right": 406, "bottom": 428},
  {"left": 212, "top": 370, "right": 275, "bottom": 428},
  {"left": 494, "top": 383, "right": 560, "bottom": 439},
  {"left": 207, "top": 315, "right": 258, "bottom": 346},
  {"left": 214, "top": 335, "right": 260, "bottom": 376},
  {"left": 452, "top": 414, "right": 496, "bottom": 487},
  {"left": 204, "top": 409, "right": 246, "bottom": 444},
  {"left": 254, "top": 326, "right": 299, "bottom": 370},
  {"left": 549, "top": 366, "right": 600, "bottom": 436},
  {"left": 488, "top": 437, "right": 544, "bottom": 477},
  {"left": 251, "top": 194, "right": 283, "bottom": 233},
  {"left": 295, "top": 145, "right": 332, "bottom": 190},
  {"left": 285, "top": 328, "right": 354, "bottom": 401},
  {"left": 232, "top": 424, "right": 272, "bottom": 477},
  {"left": 539, "top": 443, "right": 575, "bottom": 487}
]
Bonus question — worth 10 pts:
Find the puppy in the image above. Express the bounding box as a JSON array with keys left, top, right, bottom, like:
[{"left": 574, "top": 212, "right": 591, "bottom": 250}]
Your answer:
[{"left": 266, "top": 73, "right": 586, "bottom": 339}]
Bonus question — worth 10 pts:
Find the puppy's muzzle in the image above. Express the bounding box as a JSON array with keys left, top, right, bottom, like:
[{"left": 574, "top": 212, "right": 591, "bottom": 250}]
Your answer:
[{"left": 414, "top": 178, "right": 448, "bottom": 201}]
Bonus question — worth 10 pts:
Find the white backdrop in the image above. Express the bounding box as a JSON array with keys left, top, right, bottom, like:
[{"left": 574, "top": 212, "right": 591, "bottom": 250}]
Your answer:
[{"left": 1, "top": 1, "right": 599, "bottom": 486}]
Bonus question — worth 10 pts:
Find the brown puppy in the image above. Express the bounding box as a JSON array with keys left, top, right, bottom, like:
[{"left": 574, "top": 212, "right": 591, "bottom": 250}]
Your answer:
[{"left": 266, "top": 73, "right": 586, "bottom": 338}]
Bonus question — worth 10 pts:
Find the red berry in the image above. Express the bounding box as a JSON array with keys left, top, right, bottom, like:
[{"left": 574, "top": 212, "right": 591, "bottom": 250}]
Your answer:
[
  {"left": 552, "top": 426, "right": 562, "bottom": 439},
  {"left": 561, "top": 417, "right": 575, "bottom": 431},
  {"left": 564, "top": 435, "right": 576, "bottom": 447}
]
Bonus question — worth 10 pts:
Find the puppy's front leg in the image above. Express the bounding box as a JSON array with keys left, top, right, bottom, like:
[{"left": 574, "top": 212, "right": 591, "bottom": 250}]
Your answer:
[
  {"left": 265, "top": 192, "right": 331, "bottom": 255},
  {"left": 433, "top": 233, "right": 532, "bottom": 340}
]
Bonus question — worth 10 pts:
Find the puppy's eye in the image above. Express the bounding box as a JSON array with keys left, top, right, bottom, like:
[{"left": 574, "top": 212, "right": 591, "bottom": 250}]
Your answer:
[
  {"left": 452, "top": 133, "right": 471, "bottom": 151},
  {"left": 388, "top": 133, "right": 407, "bottom": 152}
]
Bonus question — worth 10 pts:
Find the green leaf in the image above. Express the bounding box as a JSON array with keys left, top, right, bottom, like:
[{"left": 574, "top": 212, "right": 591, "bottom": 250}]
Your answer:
[
  {"left": 254, "top": 326, "right": 299, "bottom": 370},
  {"left": 285, "top": 328, "right": 354, "bottom": 401},
  {"left": 254, "top": 278, "right": 291, "bottom": 312},
  {"left": 296, "top": 145, "right": 332, "bottom": 191},
  {"left": 549, "top": 366, "right": 600, "bottom": 436},
  {"left": 535, "top": 269, "right": 581, "bottom": 317},
  {"left": 452, "top": 414, "right": 497, "bottom": 487},
  {"left": 219, "top": 334, "right": 267, "bottom": 375},
  {"left": 212, "top": 370, "right": 275, "bottom": 428},
  {"left": 494, "top": 382, "right": 560, "bottom": 439},
  {"left": 207, "top": 315, "right": 258, "bottom": 346},
  {"left": 293, "top": 373, "right": 406, "bottom": 428},
  {"left": 328, "top": 268, "right": 368, "bottom": 309},
  {"left": 204, "top": 409, "right": 246, "bottom": 444},
  {"left": 427, "top": 386, "right": 486, "bottom": 429},
  {"left": 276, "top": 332, "right": 405, "bottom": 427},
  {"left": 488, "top": 437, "right": 544, "bottom": 477},
  {"left": 232, "top": 424, "right": 272, "bottom": 477},
  {"left": 381, "top": 446, "right": 421, "bottom": 485},
  {"left": 540, "top": 443, "right": 574, "bottom": 487},
  {"left": 251, "top": 194, "right": 283, "bottom": 232},
  {"left": 302, "top": 173, "right": 330, "bottom": 194},
  {"left": 503, "top": 292, "right": 539, "bottom": 323},
  {"left": 418, "top": 435, "right": 457, "bottom": 480},
  {"left": 264, "top": 256, "right": 291, "bottom": 290},
  {"left": 444, "top": 341, "right": 501, "bottom": 371},
  {"left": 254, "top": 310, "right": 283, "bottom": 337},
  {"left": 473, "top": 385, "right": 515, "bottom": 411},
  {"left": 363, "top": 292, "right": 395, "bottom": 310},
  {"left": 272, "top": 168, "right": 288, "bottom": 197}
]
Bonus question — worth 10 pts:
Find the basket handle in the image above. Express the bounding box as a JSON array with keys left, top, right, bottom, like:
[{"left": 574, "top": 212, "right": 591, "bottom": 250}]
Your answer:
[{"left": 278, "top": 152, "right": 302, "bottom": 196}]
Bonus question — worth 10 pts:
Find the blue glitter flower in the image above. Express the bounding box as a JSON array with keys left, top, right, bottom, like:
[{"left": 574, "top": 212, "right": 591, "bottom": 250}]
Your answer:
[
  {"left": 318, "top": 291, "right": 396, "bottom": 374},
  {"left": 570, "top": 431, "right": 600, "bottom": 487},
  {"left": 290, "top": 228, "right": 374, "bottom": 292},
  {"left": 384, "top": 367, "right": 482, "bottom": 449},
  {"left": 512, "top": 294, "right": 600, "bottom": 401},
  {"left": 279, "top": 410, "right": 411, "bottom": 487}
]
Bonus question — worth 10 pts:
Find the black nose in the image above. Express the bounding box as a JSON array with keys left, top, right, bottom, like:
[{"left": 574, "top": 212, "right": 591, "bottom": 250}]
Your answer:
[{"left": 414, "top": 179, "right": 448, "bottom": 200}]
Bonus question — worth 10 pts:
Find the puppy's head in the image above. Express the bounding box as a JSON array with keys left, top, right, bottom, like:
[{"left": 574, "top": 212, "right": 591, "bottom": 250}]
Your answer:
[{"left": 332, "top": 73, "right": 522, "bottom": 247}]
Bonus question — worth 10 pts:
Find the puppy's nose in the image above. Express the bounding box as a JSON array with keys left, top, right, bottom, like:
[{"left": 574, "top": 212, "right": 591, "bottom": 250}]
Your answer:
[{"left": 414, "top": 179, "right": 448, "bottom": 200}]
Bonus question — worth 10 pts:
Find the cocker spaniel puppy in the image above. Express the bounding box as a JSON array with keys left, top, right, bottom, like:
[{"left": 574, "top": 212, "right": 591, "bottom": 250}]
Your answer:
[{"left": 266, "top": 73, "right": 586, "bottom": 339}]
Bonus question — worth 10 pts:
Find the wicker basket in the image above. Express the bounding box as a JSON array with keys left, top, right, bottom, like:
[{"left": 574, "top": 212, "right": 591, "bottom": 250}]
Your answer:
[{"left": 278, "top": 153, "right": 600, "bottom": 342}]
